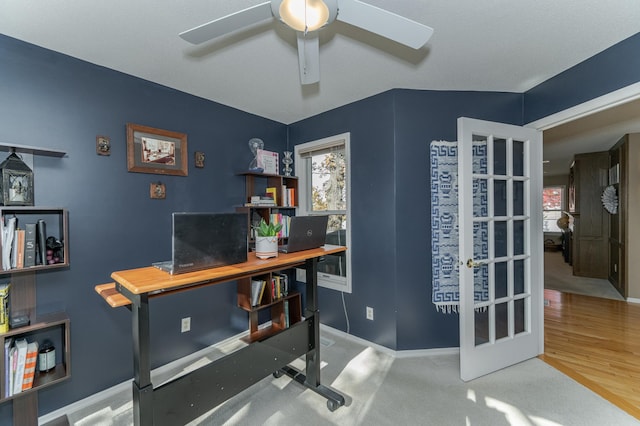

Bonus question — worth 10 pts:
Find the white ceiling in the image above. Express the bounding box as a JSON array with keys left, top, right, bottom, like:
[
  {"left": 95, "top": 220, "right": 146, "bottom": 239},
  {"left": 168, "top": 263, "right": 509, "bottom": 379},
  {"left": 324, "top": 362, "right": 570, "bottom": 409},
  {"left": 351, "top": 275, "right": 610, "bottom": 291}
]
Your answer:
[{"left": 2, "top": 0, "right": 640, "bottom": 175}]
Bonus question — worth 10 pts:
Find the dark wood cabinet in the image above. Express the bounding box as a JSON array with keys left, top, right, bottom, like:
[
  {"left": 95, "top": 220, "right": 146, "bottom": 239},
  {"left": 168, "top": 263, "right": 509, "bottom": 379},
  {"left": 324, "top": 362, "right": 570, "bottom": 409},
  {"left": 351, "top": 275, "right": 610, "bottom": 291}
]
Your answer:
[{"left": 571, "top": 152, "right": 609, "bottom": 279}]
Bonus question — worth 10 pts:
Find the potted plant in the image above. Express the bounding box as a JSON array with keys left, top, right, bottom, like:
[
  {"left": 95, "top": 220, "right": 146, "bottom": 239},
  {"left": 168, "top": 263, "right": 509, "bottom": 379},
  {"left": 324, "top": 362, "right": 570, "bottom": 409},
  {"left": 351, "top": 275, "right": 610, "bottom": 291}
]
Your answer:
[{"left": 253, "top": 218, "right": 282, "bottom": 259}]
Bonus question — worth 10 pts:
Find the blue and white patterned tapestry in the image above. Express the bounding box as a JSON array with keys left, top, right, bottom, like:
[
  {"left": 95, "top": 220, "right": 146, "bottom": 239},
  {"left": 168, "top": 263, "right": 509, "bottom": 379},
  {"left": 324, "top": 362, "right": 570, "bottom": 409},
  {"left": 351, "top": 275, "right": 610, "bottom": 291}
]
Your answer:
[{"left": 430, "top": 140, "right": 489, "bottom": 313}]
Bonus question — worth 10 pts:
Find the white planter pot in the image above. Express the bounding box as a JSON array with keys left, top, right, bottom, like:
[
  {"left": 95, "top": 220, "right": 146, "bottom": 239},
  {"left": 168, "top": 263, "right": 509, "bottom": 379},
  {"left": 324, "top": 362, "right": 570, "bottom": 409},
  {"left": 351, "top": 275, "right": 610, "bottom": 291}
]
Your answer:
[{"left": 255, "top": 235, "right": 278, "bottom": 259}]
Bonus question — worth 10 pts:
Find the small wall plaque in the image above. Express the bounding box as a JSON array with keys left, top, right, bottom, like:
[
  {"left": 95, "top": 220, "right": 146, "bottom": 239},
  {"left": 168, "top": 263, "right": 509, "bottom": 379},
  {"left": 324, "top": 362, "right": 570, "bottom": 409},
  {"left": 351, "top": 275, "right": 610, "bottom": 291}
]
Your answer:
[
  {"left": 96, "top": 136, "right": 111, "bottom": 155},
  {"left": 150, "top": 182, "right": 166, "bottom": 199},
  {"left": 195, "top": 151, "right": 205, "bottom": 168}
]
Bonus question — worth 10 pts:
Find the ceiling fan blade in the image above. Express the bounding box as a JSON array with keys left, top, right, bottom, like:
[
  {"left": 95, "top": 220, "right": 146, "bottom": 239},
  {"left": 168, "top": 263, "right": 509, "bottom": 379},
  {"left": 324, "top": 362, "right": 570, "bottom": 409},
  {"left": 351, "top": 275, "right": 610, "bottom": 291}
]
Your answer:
[
  {"left": 297, "top": 32, "right": 320, "bottom": 85},
  {"left": 336, "top": 0, "right": 434, "bottom": 49},
  {"left": 179, "top": 2, "right": 273, "bottom": 44}
]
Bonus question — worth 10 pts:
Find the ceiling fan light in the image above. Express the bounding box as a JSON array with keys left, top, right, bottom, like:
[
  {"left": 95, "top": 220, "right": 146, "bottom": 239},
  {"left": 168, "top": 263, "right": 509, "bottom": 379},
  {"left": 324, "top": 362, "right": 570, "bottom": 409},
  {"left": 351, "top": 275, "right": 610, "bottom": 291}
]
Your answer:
[{"left": 279, "top": 0, "right": 330, "bottom": 32}]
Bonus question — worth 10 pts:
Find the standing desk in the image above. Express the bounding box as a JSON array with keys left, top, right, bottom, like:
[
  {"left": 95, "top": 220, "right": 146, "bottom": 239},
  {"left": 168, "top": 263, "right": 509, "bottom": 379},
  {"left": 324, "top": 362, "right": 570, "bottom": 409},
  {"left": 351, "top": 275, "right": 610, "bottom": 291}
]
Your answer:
[{"left": 95, "top": 245, "right": 346, "bottom": 426}]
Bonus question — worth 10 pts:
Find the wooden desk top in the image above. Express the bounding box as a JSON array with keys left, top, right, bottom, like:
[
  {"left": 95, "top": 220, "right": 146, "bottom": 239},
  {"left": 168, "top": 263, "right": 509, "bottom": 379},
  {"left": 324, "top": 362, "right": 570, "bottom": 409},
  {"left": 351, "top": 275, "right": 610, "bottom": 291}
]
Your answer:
[{"left": 109, "top": 245, "right": 346, "bottom": 298}]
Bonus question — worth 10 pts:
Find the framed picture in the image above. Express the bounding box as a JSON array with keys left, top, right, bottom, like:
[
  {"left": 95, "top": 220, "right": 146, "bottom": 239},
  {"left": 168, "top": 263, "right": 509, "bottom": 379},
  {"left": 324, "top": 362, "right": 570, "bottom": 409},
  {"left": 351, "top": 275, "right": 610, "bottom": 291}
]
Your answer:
[{"left": 126, "top": 123, "right": 188, "bottom": 176}]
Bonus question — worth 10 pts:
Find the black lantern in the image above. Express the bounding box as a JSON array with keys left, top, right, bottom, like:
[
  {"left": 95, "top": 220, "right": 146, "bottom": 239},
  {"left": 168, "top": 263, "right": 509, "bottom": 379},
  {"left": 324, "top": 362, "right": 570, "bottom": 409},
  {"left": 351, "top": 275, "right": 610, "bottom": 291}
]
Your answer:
[{"left": 0, "top": 150, "right": 34, "bottom": 206}]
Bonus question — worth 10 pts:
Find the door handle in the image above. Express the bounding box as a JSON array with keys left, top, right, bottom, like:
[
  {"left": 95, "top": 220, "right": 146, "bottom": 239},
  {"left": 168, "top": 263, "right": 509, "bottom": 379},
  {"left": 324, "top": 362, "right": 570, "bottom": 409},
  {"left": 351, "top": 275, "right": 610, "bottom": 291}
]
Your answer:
[{"left": 466, "top": 258, "right": 483, "bottom": 268}]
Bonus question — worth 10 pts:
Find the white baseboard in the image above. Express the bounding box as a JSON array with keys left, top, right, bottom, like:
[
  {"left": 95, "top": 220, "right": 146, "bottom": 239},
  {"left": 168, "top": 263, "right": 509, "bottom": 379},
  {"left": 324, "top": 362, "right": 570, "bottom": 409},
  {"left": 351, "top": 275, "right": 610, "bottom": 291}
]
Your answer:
[
  {"left": 319, "top": 324, "right": 459, "bottom": 358},
  {"left": 626, "top": 297, "right": 640, "bottom": 304}
]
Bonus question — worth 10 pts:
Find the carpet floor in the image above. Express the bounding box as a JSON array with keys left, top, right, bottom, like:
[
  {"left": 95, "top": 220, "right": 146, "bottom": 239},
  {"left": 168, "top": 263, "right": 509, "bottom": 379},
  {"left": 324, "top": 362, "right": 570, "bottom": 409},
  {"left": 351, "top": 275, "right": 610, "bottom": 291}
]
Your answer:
[{"left": 51, "top": 328, "right": 638, "bottom": 426}]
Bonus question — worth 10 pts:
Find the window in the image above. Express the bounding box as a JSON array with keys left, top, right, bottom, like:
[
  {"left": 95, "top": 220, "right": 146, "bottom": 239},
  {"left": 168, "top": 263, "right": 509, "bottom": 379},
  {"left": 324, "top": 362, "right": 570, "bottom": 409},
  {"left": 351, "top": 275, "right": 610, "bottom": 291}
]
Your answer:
[
  {"left": 295, "top": 133, "right": 351, "bottom": 293},
  {"left": 543, "top": 186, "right": 564, "bottom": 233}
]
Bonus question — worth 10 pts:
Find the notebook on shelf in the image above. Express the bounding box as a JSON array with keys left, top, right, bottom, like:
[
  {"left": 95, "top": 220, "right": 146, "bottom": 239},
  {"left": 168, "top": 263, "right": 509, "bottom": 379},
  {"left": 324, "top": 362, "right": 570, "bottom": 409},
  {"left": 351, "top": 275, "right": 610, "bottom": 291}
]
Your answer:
[
  {"left": 153, "top": 212, "right": 248, "bottom": 274},
  {"left": 278, "top": 215, "right": 328, "bottom": 253}
]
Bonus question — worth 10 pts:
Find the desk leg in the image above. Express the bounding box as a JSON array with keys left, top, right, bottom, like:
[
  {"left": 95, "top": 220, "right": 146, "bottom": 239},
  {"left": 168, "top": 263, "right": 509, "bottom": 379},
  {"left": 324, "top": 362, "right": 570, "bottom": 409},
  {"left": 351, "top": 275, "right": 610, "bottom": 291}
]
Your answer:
[
  {"left": 305, "top": 257, "right": 321, "bottom": 386},
  {"left": 119, "top": 285, "right": 153, "bottom": 426},
  {"left": 280, "top": 257, "right": 345, "bottom": 411}
]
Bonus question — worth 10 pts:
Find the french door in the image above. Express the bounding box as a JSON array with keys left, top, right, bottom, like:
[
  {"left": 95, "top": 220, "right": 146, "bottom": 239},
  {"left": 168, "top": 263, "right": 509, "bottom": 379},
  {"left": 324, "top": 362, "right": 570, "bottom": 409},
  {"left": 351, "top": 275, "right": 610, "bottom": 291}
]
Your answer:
[{"left": 457, "top": 117, "right": 543, "bottom": 381}]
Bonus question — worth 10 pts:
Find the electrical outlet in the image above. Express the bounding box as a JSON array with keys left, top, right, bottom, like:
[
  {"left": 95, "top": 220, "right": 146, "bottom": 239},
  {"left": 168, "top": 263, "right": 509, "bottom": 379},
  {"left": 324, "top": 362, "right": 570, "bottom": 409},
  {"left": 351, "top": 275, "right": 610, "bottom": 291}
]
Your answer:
[
  {"left": 181, "top": 317, "right": 191, "bottom": 333},
  {"left": 366, "top": 306, "right": 374, "bottom": 321}
]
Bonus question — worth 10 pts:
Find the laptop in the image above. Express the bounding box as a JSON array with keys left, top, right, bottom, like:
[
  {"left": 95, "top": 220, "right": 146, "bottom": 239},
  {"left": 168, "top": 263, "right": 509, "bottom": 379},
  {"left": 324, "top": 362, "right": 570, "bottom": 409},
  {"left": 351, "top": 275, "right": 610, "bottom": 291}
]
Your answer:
[
  {"left": 153, "top": 212, "right": 248, "bottom": 274},
  {"left": 278, "top": 215, "right": 328, "bottom": 253}
]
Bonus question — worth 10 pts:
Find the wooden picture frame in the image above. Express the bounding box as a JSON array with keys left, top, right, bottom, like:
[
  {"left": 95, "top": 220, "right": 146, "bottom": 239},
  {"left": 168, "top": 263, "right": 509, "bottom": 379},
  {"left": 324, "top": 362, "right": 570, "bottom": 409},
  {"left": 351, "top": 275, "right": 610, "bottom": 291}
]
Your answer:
[{"left": 126, "top": 123, "right": 188, "bottom": 176}]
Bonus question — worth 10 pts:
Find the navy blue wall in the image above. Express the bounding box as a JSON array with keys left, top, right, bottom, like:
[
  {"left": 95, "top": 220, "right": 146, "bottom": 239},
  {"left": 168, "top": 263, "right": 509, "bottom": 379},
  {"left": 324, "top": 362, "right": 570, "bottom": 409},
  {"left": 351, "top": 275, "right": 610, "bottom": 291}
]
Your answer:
[
  {"left": 2, "top": 27, "right": 639, "bottom": 421},
  {"left": 0, "top": 35, "right": 287, "bottom": 418},
  {"left": 288, "top": 92, "right": 400, "bottom": 349},
  {"left": 393, "top": 90, "right": 523, "bottom": 350},
  {"left": 288, "top": 90, "right": 523, "bottom": 350},
  {"left": 524, "top": 32, "right": 640, "bottom": 123}
]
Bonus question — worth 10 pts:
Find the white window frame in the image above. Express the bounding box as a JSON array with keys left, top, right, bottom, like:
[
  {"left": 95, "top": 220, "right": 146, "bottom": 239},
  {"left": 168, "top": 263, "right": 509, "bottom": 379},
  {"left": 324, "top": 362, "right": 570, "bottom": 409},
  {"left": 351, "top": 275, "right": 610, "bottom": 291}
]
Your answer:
[{"left": 294, "top": 132, "right": 352, "bottom": 293}]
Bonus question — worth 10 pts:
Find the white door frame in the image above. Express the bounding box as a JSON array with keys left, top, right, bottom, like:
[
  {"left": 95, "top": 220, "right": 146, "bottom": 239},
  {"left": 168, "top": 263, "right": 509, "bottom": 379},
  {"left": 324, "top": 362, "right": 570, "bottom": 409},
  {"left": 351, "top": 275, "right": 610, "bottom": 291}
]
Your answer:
[{"left": 526, "top": 82, "right": 640, "bottom": 131}]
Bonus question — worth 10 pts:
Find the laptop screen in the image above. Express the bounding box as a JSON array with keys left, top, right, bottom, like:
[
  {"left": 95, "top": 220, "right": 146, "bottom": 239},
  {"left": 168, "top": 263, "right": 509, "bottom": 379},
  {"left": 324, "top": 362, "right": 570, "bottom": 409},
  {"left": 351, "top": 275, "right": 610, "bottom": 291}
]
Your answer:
[
  {"left": 172, "top": 212, "right": 248, "bottom": 273},
  {"left": 282, "top": 215, "right": 328, "bottom": 253}
]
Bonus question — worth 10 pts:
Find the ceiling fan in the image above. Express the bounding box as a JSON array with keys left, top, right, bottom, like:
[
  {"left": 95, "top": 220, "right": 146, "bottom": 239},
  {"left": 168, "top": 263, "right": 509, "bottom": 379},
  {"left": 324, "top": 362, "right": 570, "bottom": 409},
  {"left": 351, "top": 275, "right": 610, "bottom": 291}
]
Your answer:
[{"left": 179, "top": 0, "right": 434, "bottom": 85}]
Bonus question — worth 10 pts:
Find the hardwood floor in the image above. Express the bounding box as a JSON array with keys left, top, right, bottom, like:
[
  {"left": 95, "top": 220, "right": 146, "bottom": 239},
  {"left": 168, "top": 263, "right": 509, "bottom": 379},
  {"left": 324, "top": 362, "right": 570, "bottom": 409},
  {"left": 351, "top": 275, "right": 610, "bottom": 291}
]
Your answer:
[{"left": 541, "top": 289, "right": 640, "bottom": 419}]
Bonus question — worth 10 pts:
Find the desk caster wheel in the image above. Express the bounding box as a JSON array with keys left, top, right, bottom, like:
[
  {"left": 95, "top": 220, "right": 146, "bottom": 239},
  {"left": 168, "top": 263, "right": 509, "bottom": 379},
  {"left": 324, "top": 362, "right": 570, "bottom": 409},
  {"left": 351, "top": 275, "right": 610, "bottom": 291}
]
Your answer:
[
  {"left": 273, "top": 370, "right": 284, "bottom": 378},
  {"left": 327, "top": 399, "right": 339, "bottom": 412}
]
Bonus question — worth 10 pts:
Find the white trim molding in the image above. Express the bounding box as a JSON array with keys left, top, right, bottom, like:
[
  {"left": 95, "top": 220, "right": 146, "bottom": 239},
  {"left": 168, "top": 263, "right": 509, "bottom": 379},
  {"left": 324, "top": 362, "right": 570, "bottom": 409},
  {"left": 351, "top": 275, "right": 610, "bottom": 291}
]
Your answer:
[{"left": 526, "top": 82, "right": 640, "bottom": 131}]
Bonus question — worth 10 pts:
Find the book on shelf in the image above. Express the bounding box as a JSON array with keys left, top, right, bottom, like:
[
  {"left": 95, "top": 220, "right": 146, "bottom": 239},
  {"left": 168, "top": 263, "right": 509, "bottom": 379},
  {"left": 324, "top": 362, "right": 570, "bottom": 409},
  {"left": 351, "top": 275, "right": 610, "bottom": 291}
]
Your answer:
[
  {"left": 268, "top": 214, "right": 291, "bottom": 238},
  {"left": 8, "top": 346, "right": 16, "bottom": 397},
  {"left": 270, "top": 273, "right": 290, "bottom": 300},
  {"left": 0, "top": 283, "right": 10, "bottom": 333},
  {"left": 288, "top": 188, "right": 295, "bottom": 206},
  {"left": 14, "top": 229, "right": 25, "bottom": 269},
  {"left": 12, "top": 338, "right": 28, "bottom": 395},
  {"left": 24, "top": 223, "right": 37, "bottom": 268},
  {"left": 21, "top": 341, "right": 39, "bottom": 391},
  {"left": 1, "top": 216, "right": 16, "bottom": 270},
  {"left": 276, "top": 273, "right": 289, "bottom": 296},
  {"left": 265, "top": 187, "right": 278, "bottom": 205},
  {"left": 4, "top": 338, "right": 13, "bottom": 398},
  {"left": 37, "top": 219, "right": 47, "bottom": 265},
  {"left": 247, "top": 195, "right": 276, "bottom": 206},
  {"left": 245, "top": 201, "right": 276, "bottom": 207},
  {"left": 281, "top": 186, "right": 295, "bottom": 207},
  {"left": 11, "top": 227, "right": 17, "bottom": 269},
  {"left": 273, "top": 275, "right": 281, "bottom": 299},
  {"left": 258, "top": 281, "right": 266, "bottom": 305},
  {"left": 250, "top": 279, "right": 266, "bottom": 307}
]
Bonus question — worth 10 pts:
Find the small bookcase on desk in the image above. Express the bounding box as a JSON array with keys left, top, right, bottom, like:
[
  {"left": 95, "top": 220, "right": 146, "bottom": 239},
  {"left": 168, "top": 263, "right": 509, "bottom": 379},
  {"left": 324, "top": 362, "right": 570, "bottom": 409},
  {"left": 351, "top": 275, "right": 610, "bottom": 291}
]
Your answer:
[
  {"left": 236, "top": 172, "right": 301, "bottom": 342},
  {"left": 237, "top": 272, "right": 302, "bottom": 342},
  {"left": 236, "top": 172, "right": 298, "bottom": 245},
  {"left": 0, "top": 207, "right": 70, "bottom": 425}
]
